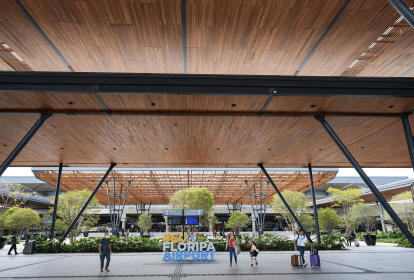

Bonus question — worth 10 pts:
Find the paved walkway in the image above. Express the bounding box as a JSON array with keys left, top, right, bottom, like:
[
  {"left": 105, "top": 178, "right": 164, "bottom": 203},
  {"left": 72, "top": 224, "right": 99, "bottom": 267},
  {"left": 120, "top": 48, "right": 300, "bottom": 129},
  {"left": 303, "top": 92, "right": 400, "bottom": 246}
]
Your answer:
[{"left": 0, "top": 242, "right": 413, "bottom": 279}]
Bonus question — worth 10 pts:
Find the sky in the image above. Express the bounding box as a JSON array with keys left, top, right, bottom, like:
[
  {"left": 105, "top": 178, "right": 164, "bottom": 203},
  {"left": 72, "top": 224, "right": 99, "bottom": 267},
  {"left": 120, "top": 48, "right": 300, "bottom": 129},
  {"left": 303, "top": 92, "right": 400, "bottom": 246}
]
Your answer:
[{"left": 1, "top": 167, "right": 413, "bottom": 178}]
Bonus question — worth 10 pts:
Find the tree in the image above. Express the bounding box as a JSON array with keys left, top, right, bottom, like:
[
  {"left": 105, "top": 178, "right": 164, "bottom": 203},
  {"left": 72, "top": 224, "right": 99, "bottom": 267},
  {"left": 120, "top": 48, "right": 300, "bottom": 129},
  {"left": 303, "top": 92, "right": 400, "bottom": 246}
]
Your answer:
[
  {"left": 226, "top": 212, "right": 250, "bottom": 235},
  {"left": 39, "top": 214, "right": 52, "bottom": 237},
  {"left": 349, "top": 203, "right": 377, "bottom": 235},
  {"left": 210, "top": 216, "right": 218, "bottom": 230},
  {"left": 49, "top": 190, "right": 100, "bottom": 242},
  {"left": 0, "top": 181, "right": 34, "bottom": 208},
  {"left": 298, "top": 214, "right": 315, "bottom": 233},
  {"left": 169, "top": 186, "right": 215, "bottom": 228},
  {"left": 137, "top": 213, "right": 153, "bottom": 235},
  {"left": 318, "top": 208, "right": 341, "bottom": 235},
  {"left": 270, "top": 190, "right": 309, "bottom": 234},
  {"left": 384, "top": 191, "right": 414, "bottom": 231},
  {"left": 55, "top": 219, "right": 67, "bottom": 235},
  {"left": 5, "top": 207, "right": 40, "bottom": 237},
  {"left": 327, "top": 187, "right": 364, "bottom": 233}
]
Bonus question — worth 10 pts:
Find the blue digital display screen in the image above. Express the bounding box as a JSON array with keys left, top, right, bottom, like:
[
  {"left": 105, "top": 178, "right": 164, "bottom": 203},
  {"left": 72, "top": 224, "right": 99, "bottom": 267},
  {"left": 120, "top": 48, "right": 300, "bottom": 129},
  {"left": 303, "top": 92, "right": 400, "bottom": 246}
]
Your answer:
[{"left": 184, "top": 216, "right": 199, "bottom": 225}]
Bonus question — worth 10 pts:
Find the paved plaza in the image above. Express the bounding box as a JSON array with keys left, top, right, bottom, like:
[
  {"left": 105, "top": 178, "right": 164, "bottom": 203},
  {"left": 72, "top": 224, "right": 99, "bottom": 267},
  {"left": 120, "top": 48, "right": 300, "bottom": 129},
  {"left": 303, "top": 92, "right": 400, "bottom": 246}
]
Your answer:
[{"left": 0, "top": 242, "right": 413, "bottom": 280}]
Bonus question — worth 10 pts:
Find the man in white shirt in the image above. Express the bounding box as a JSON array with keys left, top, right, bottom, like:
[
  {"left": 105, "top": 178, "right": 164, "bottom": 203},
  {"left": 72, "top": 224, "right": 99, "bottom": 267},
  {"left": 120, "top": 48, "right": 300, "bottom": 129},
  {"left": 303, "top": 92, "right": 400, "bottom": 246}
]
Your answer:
[{"left": 293, "top": 229, "right": 313, "bottom": 266}]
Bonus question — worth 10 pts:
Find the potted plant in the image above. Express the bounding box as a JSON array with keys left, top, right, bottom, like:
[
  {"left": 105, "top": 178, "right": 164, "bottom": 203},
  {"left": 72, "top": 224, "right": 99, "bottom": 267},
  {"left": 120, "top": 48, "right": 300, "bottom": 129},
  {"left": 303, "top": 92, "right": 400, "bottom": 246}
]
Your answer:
[
  {"left": 138, "top": 213, "right": 153, "bottom": 238},
  {"left": 349, "top": 203, "right": 377, "bottom": 246}
]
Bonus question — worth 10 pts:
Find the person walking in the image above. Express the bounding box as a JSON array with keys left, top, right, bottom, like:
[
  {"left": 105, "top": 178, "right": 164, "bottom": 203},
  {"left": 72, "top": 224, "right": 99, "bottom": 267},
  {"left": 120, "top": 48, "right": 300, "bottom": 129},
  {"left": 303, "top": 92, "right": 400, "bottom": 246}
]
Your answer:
[
  {"left": 293, "top": 229, "right": 312, "bottom": 267},
  {"left": 213, "top": 229, "right": 216, "bottom": 238},
  {"left": 7, "top": 232, "right": 18, "bottom": 255},
  {"left": 225, "top": 231, "right": 239, "bottom": 267},
  {"left": 99, "top": 232, "right": 113, "bottom": 272},
  {"left": 249, "top": 240, "right": 258, "bottom": 266}
]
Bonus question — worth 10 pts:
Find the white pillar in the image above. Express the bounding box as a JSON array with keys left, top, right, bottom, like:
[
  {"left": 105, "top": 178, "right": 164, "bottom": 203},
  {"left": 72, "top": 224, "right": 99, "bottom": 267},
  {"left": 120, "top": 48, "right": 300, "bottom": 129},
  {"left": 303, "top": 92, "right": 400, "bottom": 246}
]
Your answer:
[
  {"left": 122, "top": 220, "right": 126, "bottom": 229},
  {"left": 166, "top": 225, "right": 169, "bottom": 233},
  {"left": 251, "top": 215, "right": 256, "bottom": 237}
]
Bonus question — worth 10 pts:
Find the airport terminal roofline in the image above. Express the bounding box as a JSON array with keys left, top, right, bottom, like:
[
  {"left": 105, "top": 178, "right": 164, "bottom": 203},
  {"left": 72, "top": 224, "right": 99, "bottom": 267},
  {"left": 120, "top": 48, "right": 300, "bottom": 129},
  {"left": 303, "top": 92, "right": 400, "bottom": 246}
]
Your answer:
[{"left": 310, "top": 177, "right": 414, "bottom": 206}]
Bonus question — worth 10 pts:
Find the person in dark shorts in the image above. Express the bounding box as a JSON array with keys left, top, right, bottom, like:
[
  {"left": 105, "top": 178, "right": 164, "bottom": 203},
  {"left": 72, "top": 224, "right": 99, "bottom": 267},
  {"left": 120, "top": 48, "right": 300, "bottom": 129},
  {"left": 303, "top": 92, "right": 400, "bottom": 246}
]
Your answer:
[
  {"left": 8, "top": 232, "right": 18, "bottom": 255},
  {"left": 99, "top": 232, "right": 113, "bottom": 272}
]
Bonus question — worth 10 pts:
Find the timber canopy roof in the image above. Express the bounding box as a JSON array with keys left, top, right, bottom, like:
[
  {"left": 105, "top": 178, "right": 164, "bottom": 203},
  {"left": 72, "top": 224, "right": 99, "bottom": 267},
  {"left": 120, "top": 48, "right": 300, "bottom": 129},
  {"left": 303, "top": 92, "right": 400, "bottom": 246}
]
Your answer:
[
  {"left": 1, "top": 0, "right": 414, "bottom": 170},
  {"left": 32, "top": 168, "right": 337, "bottom": 205}
]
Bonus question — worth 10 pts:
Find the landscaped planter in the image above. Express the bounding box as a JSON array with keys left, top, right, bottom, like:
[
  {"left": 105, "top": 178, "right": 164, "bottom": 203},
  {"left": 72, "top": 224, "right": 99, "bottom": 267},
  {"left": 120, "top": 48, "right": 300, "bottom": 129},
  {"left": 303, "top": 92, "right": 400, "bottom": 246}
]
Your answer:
[
  {"left": 363, "top": 235, "right": 377, "bottom": 246},
  {"left": 83, "top": 232, "right": 89, "bottom": 237},
  {"left": 0, "top": 237, "right": 7, "bottom": 249}
]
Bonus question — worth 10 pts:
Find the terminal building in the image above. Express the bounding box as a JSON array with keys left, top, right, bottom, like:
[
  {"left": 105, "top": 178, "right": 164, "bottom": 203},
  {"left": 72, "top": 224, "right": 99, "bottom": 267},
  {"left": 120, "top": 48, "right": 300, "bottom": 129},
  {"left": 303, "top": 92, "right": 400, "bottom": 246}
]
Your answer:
[{"left": 1, "top": 170, "right": 412, "bottom": 234}]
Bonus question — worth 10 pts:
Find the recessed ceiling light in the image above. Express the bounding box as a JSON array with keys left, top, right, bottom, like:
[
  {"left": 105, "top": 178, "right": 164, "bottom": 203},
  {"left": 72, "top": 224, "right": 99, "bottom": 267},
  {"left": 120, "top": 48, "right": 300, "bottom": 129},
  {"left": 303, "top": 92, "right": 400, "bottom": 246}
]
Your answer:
[
  {"left": 389, "top": 105, "right": 394, "bottom": 108},
  {"left": 361, "top": 147, "right": 364, "bottom": 149},
  {"left": 61, "top": 148, "right": 64, "bottom": 149},
  {"left": 68, "top": 102, "right": 74, "bottom": 105},
  {"left": 231, "top": 104, "right": 236, "bottom": 107},
  {"left": 319, "top": 149, "right": 322, "bottom": 151},
  {"left": 268, "top": 149, "right": 271, "bottom": 150},
  {"left": 113, "top": 148, "right": 116, "bottom": 150},
  {"left": 151, "top": 103, "right": 156, "bottom": 106},
  {"left": 3, "top": 145, "right": 7, "bottom": 147},
  {"left": 165, "top": 148, "right": 169, "bottom": 150},
  {"left": 217, "top": 148, "right": 219, "bottom": 150},
  {"left": 311, "top": 105, "right": 316, "bottom": 108}
]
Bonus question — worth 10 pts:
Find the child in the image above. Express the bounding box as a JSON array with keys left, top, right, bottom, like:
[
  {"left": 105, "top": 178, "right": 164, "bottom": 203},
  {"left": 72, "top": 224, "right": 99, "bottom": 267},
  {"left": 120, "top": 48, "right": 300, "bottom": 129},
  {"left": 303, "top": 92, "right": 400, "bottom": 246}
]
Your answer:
[{"left": 248, "top": 240, "right": 259, "bottom": 266}]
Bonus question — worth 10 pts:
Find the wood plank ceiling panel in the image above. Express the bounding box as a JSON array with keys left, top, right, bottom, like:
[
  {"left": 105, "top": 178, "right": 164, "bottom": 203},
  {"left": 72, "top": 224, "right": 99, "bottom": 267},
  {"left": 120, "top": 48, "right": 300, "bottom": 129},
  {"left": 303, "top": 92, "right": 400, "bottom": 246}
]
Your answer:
[
  {"left": 100, "top": 94, "right": 268, "bottom": 112},
  {"left": 264, "top": 96, "right": 414, "bottom": 115},
  {"left": 0, "top": 93, "right": 104, "bottom": 111},
  {"left": 186, "top": 0, "right": 346, "bottom": 75},
  {"left": 0, "top": 0, "right": 70, "bottom": 71},
  {"left": 357, "top": 29, "right": 414, "bottom": 77},
  {"left": 20, "top": 0, "right": 184, "bottom": 73},
  {"left": 0, "top": 57, "right": 14, "bottom": 71},
  {"left": 0, "top": 114, "right": 411, "bottom": 168},
  {"left": 298, "top": 0, "right": 414, "bottom": 76}
]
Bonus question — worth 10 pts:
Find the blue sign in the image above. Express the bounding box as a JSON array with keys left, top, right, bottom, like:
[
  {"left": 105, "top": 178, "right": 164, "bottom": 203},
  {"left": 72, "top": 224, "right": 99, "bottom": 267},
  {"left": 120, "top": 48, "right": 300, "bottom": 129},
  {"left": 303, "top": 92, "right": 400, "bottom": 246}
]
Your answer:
[
  {"left": 163, "top": 210, "right": 183, "bottom": 216},
  {"left": 163, "top": 209, "right": 203, "bottom": 216},
  {"left": 184, "top": 210, "right": 203, "bottom": 216},
  {"left": 43, "top": 220, "right": 52, "bottom": 224}
]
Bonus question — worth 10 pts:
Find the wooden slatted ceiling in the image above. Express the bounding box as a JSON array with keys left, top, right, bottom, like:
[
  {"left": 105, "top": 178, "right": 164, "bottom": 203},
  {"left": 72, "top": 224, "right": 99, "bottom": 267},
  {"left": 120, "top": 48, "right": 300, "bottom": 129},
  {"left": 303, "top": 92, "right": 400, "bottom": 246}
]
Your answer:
[
  {"left": 19, "top": 0, "right": 184, "bottom": 73},
  {"left": 0, "top": 0, "right": 70, "bottom": 71},
  {"left": 186, "top": 0, "right": 347, "bottom": 75},
  {"left": 0, "top": 114, "right": 413, "bottom": 168},
  {"left": 1, "top": 93, "right": 414, "bottom": 115},
  {"left": 0, "top": 57, "right": 14, "bottom": 71},
  {"left": 298, "top": 0, "right": 414, "bottom": 76},
  {"left": 357, "top": 29, "right": 414, "bottom": 77},
  {"left": 33, "top": 169, "right": 337, "bottom": 205}
]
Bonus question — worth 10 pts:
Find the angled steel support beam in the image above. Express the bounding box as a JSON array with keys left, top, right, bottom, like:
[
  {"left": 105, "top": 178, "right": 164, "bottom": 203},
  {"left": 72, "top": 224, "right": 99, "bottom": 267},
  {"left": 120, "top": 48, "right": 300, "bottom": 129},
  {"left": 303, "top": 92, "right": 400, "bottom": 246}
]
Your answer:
[
  {"left": 62, "top": 163, "right": 116, "bottom": 239},
  {"left": 308, "top": 164, "right": 321, "bottom": 244},
  {"left": 401, "top": 114, "right": 414, "bottom": 172},
  {"left": 50, "top": 163, "right": 63, "bottom": 239},
  {"left": 0, "top": 112, "right": 52, "bottom": 177},
  {"left": 315, "top": 115, "right": 414, "bottom": 247},
  {"left": 258, "top": 164, "right": 312, "bottom": 243},
  {"left": 388, "top": 0, "right": 414, "bottom": 29}
]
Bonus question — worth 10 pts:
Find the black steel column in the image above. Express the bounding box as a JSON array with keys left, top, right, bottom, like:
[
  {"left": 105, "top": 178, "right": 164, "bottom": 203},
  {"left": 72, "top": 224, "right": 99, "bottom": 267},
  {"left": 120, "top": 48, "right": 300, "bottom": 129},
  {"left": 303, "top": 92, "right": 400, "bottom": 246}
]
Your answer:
[
  {"left": 0, "top": 112, "right": 52, "bottom": 177},
  {"left": 401, "top": 114, "right": 414, "bottom": 172},
  {"left": 388, "top": 0, "right": 414, "bottom": 28},
  {"left": 50, "top": 163, "right": 63, "bottom": 239},
  {"left": 308, "top": 164, "right": 321, "bottom": 244},
  {"left": 62, "top": 163, "right": 116, "bottom": 239},
  {"left": 315, "top": 115, "right": 414, "bottom": 247},
  {"left": 258, "top": 164, "right": 313, "bottom": 243}
]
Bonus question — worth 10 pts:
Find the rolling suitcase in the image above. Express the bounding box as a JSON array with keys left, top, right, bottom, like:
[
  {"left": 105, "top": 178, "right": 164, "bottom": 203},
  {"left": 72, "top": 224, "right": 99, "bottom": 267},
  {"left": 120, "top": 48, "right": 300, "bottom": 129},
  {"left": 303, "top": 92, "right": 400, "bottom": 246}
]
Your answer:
[
  {"left": 291, "top": 255, "right": 304, "bottom": 267},
  {"left": 310, "top": 245, "right": 320, "bottom": 267}
]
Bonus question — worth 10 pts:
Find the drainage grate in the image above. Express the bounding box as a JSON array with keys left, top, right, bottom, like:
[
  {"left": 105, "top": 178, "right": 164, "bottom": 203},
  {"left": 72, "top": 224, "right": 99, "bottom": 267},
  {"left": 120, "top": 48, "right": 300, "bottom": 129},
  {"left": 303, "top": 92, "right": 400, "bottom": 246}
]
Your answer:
[
  {"left": 0, "top": 39, "right": 33, "bottom": 71},
  {"left": 340, "top": 7, "right": 414, "bottom": 77}
]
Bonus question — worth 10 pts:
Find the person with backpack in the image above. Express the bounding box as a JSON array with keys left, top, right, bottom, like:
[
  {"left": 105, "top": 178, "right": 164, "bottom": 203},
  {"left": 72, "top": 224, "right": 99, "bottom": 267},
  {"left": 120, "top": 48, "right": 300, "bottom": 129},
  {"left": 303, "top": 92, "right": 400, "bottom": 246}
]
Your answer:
[
  {"left": 99, "top": 232, "right": 113, "bottom": 272},
  {"left": 293, "top": 229, "right": 313, "bottom": 267},
  {"left": 248, "top": 240, "right": 259, "bottom": 266}
]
